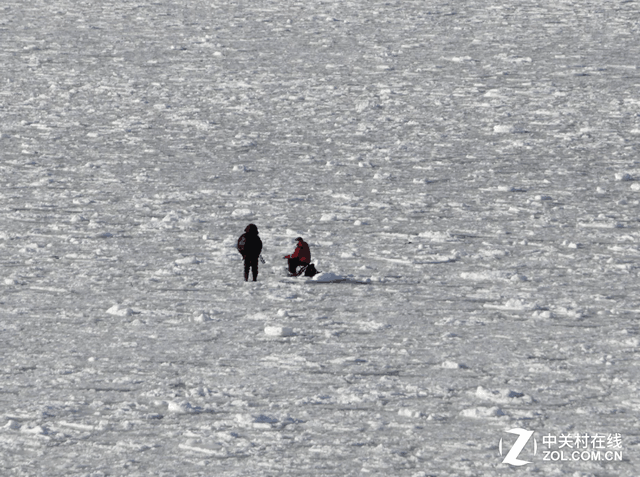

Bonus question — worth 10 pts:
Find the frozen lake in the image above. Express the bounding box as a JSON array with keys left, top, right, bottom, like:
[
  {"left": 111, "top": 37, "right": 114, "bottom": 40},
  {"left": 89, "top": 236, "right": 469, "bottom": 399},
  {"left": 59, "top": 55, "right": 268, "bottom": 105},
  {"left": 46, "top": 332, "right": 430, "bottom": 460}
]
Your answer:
[{"left": 1, "top": 0, "right": 639, "bottom": 475}]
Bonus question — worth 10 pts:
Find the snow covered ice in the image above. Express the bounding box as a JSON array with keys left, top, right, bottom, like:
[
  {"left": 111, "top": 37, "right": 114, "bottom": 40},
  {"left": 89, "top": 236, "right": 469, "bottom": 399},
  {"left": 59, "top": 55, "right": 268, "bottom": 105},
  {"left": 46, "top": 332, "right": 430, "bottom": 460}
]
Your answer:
[{"left": 2, "top": 0, "right": 640, "bottom": 475}]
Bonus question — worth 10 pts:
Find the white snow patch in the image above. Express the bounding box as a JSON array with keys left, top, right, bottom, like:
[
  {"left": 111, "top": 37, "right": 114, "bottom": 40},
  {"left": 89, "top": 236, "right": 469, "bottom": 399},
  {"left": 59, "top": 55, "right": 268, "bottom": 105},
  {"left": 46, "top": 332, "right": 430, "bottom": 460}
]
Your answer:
[
  {"left": 490, "top": 185, "right": 526, "bottom": 192},
  {"left": 191, "top": 311, "right": 213, "bottom": 323},
  {"left": 615, "top": 172, "right": 633, "bottom": 182},
  {"left": 247, "top": 312, "right": 271, "bottom": 321},
  {"left": 460, "top": 407, "right": 505, "bottom": 418},
  {"left": 532, "top": 310, "right": 554, "bottom": 319},
  {"left": 356, "top": 320, "right": 389, "bottom": 331},
  {"left": 285, "top": 228, "right": 304, "bottom": 238},
  {"left": 175, "top": 256, "right": 201, "bottom": 265},
  {"left": 236, "top": 413, "right": 281, "bottom": 429},
  {"left": 106, "top": 304, "right": 134, "bottom": 317},
  {"left": 460, "top": 271, "right": 522, "bottom": 282},
  {"left": 265, "top": 325, "right": 295, "bottom": 337},
  {"left": 493, "top": 125, "right": 514, "bottom": 133},
  {"left": 167, "top": 400, "right": 197, "bottom": 414},
  {"left": 484, "top": 298, "right": 541, "bottom": 311},
  {"left": 58, "top": 421, "right": 95, "bottom": 431},
  {"left": 231, "top": 208, "right": 253, "bottom": 217},
  {"left": 162, "top": 212, "right": 180, "bottom": 222},
  {"left": 398, "top": 408, "right": 424, "bottom": 418},
  {"left": 179, "top": 440, "right": 226, "bottom": 456},
  {"left": 4, "top": 420, "right": 21, "bottom": 430},
  {"left": 373, "top": 172, "right": 391, "bottom": 180},
  {"left": 418, "top": 231, "right": 453, "bottom": 242},
  {"left": 475, "top": 386, "right": 532, "bottom": 404},
  {"left": 20, "top": 424, "right": 50, "bottom": 435},
  {"left": 578, "top": 220, "right": 624, "bottom": 229},
  {"left": 484, "top": 89, "right": 503, "bottom": 98},
  {"left": 441, "top": 360, "right": 468, "bottom": 369},
  {"left": 311, "top": 272, "right": 347, "bottom": 282}
]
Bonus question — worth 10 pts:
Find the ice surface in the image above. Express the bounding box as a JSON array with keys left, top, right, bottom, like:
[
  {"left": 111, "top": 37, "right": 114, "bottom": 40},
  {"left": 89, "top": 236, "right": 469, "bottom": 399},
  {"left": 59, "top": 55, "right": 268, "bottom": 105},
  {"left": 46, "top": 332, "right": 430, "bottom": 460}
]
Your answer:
[
  {"left": 264, "top": 325, "right": 295, "bottom": 337},
  {"left": 1, "top": 0, "right": 640, "bottom": 475}
]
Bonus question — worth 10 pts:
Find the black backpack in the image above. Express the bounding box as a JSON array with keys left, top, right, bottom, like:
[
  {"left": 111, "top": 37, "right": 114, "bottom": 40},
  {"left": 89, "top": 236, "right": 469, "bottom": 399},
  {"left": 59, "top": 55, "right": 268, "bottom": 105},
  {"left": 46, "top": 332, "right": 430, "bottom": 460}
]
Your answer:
[{"left": 304, "top": 263, "right": 318, "bottom": 277}]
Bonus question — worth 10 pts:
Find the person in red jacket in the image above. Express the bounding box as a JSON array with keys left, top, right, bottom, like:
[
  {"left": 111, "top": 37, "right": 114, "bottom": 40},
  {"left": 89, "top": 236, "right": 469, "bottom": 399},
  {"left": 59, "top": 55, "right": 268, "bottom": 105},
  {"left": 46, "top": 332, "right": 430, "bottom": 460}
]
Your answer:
[{"left": 284, "top": 237, "right": 311, "bottom": 276}]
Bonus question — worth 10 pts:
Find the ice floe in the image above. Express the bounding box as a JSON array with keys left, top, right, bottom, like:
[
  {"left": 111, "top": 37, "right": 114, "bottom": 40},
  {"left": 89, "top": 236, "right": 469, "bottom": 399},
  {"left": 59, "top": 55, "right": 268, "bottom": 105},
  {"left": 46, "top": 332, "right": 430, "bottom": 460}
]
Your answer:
[{"left": 264, "top": 325, "right": 295, "bottom": 337}]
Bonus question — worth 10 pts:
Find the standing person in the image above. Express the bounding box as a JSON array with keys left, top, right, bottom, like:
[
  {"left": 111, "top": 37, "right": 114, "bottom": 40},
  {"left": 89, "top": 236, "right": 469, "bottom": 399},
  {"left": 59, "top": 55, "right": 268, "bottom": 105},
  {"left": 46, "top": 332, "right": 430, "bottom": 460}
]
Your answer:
[
  {"left": 237, "top": 224, "right": 263, "bottom": 281},
  {"left": 284, "top": 237, "right": 311, "bottom": 276}
]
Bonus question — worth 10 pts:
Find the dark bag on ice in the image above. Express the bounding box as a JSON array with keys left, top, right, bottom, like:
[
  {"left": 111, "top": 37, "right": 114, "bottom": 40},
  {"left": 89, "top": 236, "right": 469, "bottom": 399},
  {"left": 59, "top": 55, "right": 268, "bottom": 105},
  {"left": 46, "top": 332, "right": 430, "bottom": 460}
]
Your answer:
[{"left": 304, "top": 263, "right": 317, "bottom": 277}]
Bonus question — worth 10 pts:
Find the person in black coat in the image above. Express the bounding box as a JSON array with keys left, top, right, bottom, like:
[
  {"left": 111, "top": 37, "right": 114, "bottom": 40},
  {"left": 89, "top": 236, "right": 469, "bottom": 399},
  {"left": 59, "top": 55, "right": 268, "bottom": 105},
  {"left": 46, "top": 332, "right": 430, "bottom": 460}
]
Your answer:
[{"left": 237, "top": 224, "right": 263, "bottom": 281}]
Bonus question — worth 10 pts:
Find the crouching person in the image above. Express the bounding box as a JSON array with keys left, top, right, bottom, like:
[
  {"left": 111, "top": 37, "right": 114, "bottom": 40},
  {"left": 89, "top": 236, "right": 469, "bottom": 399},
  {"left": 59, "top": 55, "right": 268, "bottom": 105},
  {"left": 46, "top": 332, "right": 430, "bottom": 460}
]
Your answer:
[
  {"left": 284, "top": 237, "right": 311, "bottom": 276},
  {"left": 237, "top": 224, "right": 262, "bottom": 281}
]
